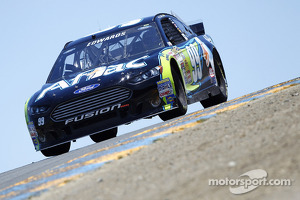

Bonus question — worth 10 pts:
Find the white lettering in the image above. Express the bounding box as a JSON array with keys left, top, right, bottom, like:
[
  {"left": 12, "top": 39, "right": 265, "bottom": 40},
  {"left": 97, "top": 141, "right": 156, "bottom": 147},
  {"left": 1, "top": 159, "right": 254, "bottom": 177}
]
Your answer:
[
  {"left": 70, "top": 71, "right": 90, "bottom": 85},
  {"left": 74, "top": 115, "right": 84, "bottom": 122},
  {"left": 84, "top": 112, "right": 94, "bottom": 119},
  {"left": 36, "top": 56, "right": 148, "bottom": 102},
  {"left": 36, "top": 80, "right": 70, "bottom": 102},
  {"left": 86, "top": 67, "right": 107, "bottom": 80},
  {"left": 126, "top": 56, "right": 149, "bottom": 69},
  {"left": 64, "top": 104, "right": 122, "bottom": 125},
  {"left": 111, "top": 104, "right": 121, "bottom": 110},
  {"left": 195, "top": 37, "right": 213, "bottom": 68},
  {"left": 65, "top": 118, "right": 74, "bottom": 125},
  {"left": 103, "top": 64, "right": 124, "bottom": 76},
  {"left": 187, "top": 44, "right": 201, "bottom": 83},
  {"left": 100, "top": 107, "right": 110, "bottom": 114},
  {"left": 87, "top": 32, "right": 126, "bottom": 47}
]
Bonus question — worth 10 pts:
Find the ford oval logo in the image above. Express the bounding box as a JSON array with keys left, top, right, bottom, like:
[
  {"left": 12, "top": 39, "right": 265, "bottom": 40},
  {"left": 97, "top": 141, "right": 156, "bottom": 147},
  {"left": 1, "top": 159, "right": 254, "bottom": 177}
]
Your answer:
[{"left": 74, "top": 84, "right": 100, "bottom": 94}]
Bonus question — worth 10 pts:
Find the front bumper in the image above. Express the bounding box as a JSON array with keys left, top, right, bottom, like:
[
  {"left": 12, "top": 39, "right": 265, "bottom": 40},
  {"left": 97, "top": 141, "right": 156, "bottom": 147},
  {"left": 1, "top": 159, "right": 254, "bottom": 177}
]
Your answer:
[{"left": 26, "top": 78, "right": 177, "bottom": 151}]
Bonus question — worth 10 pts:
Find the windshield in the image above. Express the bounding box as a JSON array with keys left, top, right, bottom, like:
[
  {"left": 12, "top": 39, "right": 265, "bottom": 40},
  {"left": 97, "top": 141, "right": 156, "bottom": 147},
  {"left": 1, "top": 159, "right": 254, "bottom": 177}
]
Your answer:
[{"left": 47, "top": 22, "right": 164, "bottom": 83}]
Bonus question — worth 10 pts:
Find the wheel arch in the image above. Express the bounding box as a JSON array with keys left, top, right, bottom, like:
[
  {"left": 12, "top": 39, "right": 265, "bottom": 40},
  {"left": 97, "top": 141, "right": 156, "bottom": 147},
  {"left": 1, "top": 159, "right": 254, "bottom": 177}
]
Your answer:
[
  {"left": 212, "top": 48, "right": 226, "bottom": 80},
  {"left": 170, "top": 58, "right": 186, "bottom": 89}
]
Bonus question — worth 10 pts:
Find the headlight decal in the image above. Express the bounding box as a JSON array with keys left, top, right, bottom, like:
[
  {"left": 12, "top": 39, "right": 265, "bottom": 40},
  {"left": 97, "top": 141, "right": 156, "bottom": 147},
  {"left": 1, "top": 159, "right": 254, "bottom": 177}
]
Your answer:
[
  {"left": 30, "top": 106, "right": 49, "bottom": 115},
  {"left": 129, "top": 66, "right": 161, "bottom": 84}
]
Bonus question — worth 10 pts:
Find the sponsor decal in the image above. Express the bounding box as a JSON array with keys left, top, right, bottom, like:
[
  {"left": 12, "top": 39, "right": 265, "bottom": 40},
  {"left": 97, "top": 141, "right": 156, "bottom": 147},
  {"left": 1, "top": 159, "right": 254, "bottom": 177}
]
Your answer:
[
  {"left": 27, "top": 122, "right": 40, "bottom": 150},
  {"left": 186, "top": 42, "right": 202, "bottom": 83},
  {"left": 87, "top": 31, "right": 126, "bottom": 47},
  {"left": 195, "top": 37, "right": 214, "bottom": 69},
  {"left": 38, "top": 117, "right": 45, "bottom": 126},
  {"left": 200, "top": 42, "right": 210, "bottom": 67},
  {"left": 180, "top": 60, "right": 192, "bottom": 84},
  {"left": 28, "top": 122, "right": 38, "bottom": 137},
  {"left": 174, "top": 52, "right": 184, "bottom": 63},
  {"left": 64, "top": 103, "right": 129, "bottom": 125},
  {"left": 209, "top": 67, "right": 215, "bottom": 78},
  {"left": 166, "top": 54, "right": 170, "bottom": 61},
  {"left": 180, "top": 62, "right": 184, "bottom": 68},
  {"left": 36, "top": 56, "right": 148, "bottom": 102},
  {"left": 120, "top": 104, "right": 130, "bottom": 108},
  {"left": 209, "top": 67, "right": 217, "bottom": 84},
  {"left": 180, "top": 52, "right": 186, "bottom": 60},
  {"left": 157, "top": 78, "right": 174, "bottom": 98},
  {"left": 171, "top": 46, "right": 180, "bottom": 53},
  {"left": 74, "top": 84, "right": 100, "bottom": 94},
  {"left": 184, "top": 59, "right": 192, "bottom": 84},
  {"left": 159, "top": 37, "right": 214, "bottom": 86},
  {"left": 185, "top": 37, "right": 214, "bottom": 84},
  {"left": 166, "top": 94, "right": 175, "bottom": 104},
  {"left": 163, "top": 104, "right": 172, "bottom": 111}
]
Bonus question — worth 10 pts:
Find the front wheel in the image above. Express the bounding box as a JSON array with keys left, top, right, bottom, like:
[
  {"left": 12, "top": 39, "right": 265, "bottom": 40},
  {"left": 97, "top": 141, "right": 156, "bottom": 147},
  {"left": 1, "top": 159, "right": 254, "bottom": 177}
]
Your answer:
[
  {"left": 41, "top": 142, "right": 71, "bottom": 157},
  {"left": 200, "top": 52, "right": 228, "bottom": 108},
  {"left": 159, "top": 70, "right": 187, "bottom": 121},
  {"left": 90, "top": 127, "right": 118, "bottom": 143}
]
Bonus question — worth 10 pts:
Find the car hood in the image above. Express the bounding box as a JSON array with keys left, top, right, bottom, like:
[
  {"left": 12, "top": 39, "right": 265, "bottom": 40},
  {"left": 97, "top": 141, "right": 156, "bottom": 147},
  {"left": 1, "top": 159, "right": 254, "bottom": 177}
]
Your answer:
[{"left": 30, "top": 52, "right": 160, "bottom": 106}]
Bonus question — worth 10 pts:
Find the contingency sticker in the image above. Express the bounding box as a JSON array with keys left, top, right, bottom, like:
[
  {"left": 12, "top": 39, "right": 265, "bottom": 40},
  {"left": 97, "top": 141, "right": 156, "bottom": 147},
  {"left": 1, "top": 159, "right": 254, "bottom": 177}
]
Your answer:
[
  {"left": 157, "top": 78, "right": 174, "bottom": 98},
  {"left": 166, "top": 94, "right": 175, "bottom": 104},
  {"left": 27, "top": 122, "right": 40, "bottom": 151},
  {"left": 181, "top": 60, "right": 192, "bottom": 84}
]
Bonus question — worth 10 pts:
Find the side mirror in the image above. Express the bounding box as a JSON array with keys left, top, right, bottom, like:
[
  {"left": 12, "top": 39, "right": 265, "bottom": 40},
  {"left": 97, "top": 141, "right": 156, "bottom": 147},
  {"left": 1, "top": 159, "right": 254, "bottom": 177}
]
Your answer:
[{"left": 189, "top": 22, "right": 205, "bottom": 36}]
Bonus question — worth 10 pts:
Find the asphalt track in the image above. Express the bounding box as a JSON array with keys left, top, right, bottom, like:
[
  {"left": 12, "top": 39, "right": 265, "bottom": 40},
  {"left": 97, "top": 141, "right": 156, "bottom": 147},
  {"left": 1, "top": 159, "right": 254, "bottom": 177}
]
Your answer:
[{"left": 0, "top": 77, "right": 299, "bottom": 200}]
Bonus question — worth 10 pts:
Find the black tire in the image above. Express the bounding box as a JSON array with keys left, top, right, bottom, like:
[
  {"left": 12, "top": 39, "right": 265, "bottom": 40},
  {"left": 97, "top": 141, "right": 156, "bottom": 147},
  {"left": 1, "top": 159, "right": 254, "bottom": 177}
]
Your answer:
[
  {"left": 200, "top": 52, "right": 228, "bottom": 108},
  {"left": 41, "top": 142, "right": 71, "bottom": 157},
  {"left": 90, "top": 127, "right": 118, "bottom": 143},
  {"left": 159, "top": 70, "right": 187, "bottom": 121}
]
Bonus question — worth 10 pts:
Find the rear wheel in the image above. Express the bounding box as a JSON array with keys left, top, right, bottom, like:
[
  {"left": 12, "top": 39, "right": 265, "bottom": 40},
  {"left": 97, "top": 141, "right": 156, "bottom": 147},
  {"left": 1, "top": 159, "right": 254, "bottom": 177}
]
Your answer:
[
  {"left": 41, "top": 142, "right": 71, "bottom": 157},
  {"left": 159, "top": 70, "right": 187, "bottom": 121},
  {"left": 200, "top": 52, "right": 228, "bottom": 108},
  {"left": 90, "top": 127, "right": 118, "bottom": 143}
]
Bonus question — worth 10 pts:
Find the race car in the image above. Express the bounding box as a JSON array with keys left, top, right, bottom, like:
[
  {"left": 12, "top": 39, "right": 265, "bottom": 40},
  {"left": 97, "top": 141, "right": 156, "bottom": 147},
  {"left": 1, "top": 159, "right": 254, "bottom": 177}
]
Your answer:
[{"left": 25, "top": 13, "right": 228, "bottom": 156}]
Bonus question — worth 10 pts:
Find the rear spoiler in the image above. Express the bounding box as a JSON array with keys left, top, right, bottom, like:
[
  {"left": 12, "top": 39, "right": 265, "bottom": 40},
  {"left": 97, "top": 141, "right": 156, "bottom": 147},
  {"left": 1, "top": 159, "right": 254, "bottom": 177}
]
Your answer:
[{"left": 189, "top": 21, "right": 205, "bottom": 36}]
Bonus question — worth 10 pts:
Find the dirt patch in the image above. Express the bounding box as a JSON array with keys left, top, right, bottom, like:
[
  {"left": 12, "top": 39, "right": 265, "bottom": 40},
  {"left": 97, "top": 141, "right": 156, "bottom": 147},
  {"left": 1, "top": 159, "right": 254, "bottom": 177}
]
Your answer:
[{"left": 32, "top": 84, "right": 300, "bottom": 200}]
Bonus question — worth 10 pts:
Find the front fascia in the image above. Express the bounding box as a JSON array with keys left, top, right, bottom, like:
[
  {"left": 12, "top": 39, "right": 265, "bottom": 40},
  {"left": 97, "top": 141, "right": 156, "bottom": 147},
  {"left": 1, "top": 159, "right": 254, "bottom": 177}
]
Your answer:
[{"left": 26, "top": 54, "right": 179, "bottom": 151}]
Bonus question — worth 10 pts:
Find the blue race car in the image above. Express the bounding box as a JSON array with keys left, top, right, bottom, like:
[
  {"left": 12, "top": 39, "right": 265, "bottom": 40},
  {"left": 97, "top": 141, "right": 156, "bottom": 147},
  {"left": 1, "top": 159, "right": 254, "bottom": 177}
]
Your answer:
[{"left": 25, "top": 13, "right": 228, "bottom": 156}]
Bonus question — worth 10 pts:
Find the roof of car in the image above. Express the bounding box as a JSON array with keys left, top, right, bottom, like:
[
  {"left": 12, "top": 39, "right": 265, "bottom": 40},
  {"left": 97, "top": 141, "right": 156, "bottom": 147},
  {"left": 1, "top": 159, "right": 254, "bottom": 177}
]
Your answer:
[{"left": 65, "top": 13, "right": 173, "bottom": 49}]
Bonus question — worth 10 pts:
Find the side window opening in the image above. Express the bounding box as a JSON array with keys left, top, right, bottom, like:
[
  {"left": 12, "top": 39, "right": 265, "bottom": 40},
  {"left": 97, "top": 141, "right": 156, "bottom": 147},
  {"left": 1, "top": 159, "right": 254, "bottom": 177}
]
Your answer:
[
  {"left": 161, "top": 18, "right": 186, "bottom": 45},
  {"left": 172, "top": 18, "right": 194, "bottom": 39}
]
